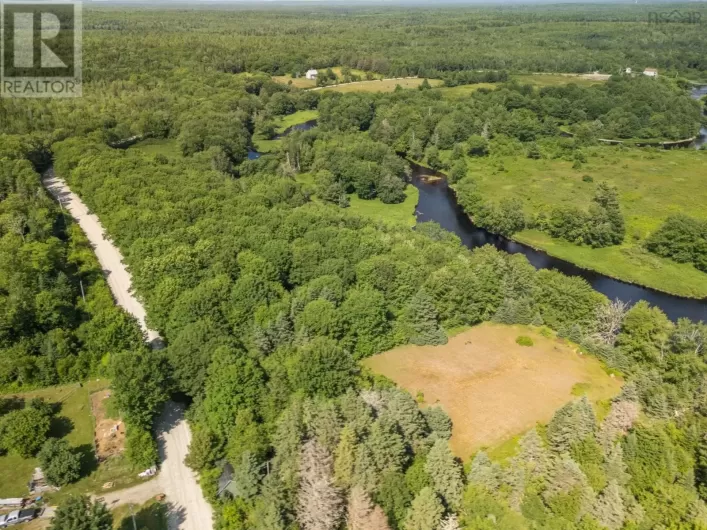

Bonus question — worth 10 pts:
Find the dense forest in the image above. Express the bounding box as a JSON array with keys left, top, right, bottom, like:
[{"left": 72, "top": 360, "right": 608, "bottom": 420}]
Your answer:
[{"left": 1, "top": 4, "right": 707, "bottom": 530}]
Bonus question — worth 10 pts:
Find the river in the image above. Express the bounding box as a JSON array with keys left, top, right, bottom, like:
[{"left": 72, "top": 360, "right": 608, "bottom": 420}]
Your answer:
[
  {"left": 692, "top": 84, "right": 707, "bottom": 149},
  {"left": 249, "top": 86, "right": 707, "bottom": 322}
]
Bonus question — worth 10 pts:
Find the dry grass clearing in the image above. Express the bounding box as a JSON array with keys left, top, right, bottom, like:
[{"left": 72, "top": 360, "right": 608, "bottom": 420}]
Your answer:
[
  {"left": 320, "top": 78, "right": 442, "bottom": 93},
  {"left": 272, "top": 75, "right": 316, "bottom": 89},
  {"left": 363, "top": 323, "right": 622, "bottom": 459}
]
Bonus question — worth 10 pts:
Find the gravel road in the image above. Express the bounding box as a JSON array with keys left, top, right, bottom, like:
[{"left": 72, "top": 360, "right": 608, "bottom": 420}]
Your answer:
[{"left": 42, "top": 169, "right": 213, "bottom": 530}]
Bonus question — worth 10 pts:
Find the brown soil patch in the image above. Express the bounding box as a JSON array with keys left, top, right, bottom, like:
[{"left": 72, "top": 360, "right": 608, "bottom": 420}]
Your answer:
[
  {"left": 363, "top": 323, "right": 622, "bottom": 459},
  {"left": 91, "top": 390, "right": 125, "bottom": 461}
]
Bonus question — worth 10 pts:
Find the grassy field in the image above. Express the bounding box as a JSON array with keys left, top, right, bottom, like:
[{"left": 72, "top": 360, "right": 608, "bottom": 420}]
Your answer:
[
  {"left": 0, "top": 380, "right": 143, "bottom": 503},
  {"left": 0, "top": 381, "right": 107, "bottom": 498},
  {"left": 272, "top": 74, "right": 316, "bottom": 89},
  {"left": 127, "top": 138, "right": 181, "bottom": 160},
  {"left": 275, "top": 110, "right": 319, "bottom": 132},
  {"left": 438, "top": 82, "right": 498, "bottom": 99},
  {"left": 363, "top": 323, "right": 622, "bottom": 459},
  {"left": 512, "top": 73, "right": 609, "bottom": 88},
  {"left": 348, "top": 186, "right": 419, "bottom": 227},
  {"left": 459, "top": 147, "right": 707, "bottom": 298},
  {"left": 319, "top": 78, "right": 442, "bottom": 93}
]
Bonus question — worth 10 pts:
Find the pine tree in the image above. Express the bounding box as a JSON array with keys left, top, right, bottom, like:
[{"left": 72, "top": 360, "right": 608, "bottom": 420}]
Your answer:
[
  {"left": 384, "top": 389, "right": 428, "bottom": 444},
  {"left": 531, "top": 312, "right": 544, "bottom": 327},
  {"left": 254, "top": 501, "right": 286, "bottom": 530},
  {"left": 231, "top": 451, "right": 262, "bottom": 501},
  {"left": 600, "top": 400, "right": 640, "bottom": 448},
  {"left": 424, "top": 439, "right": 464, "bottom": 508},
  {"left": 403, "top": 487, "right": 444, "bottom": 530},
  {"left": 365, "top": 418, "right": 407, "bottom": 474},
  {"left": 296, "top": 439, "right": 344, "bottom": 530},
  {"left": 604, "top": 444, "right": 630, "bottom": 486},
  {"left": 518, "top": 428, "right": 552, "bottom": 481},
  {"left": 547, "top": 399, "right": 596, "bottom": 454},
  {"left": 591, "top": 481, "right": 625, "bottom": 530},
  {"left": 576, "top": 396, "right": 597, "bottom": 437},
  {"left": 493, "top": 298, "right": 516, "bottom": 324},
  {"left": 402, "top": 289, "right": 447, "bottom": 346},
  {"left": 353, "top": 443, "right": 379, "bottom": 494},
  {"left": 347, "top": 486, "right": 391, "bottom": 530},
  {"left": 423, "top": 407, "right": 452, "bottom": 440},
  {"left": 467, "top": 451, "right": 500, "bottom": 493},
  {"left": 272, "top": 399, "right": 305, "bottom": 490},
  {"left": 544, "top": 455, "right": 594, "bottom": 518},
  {"left": 335, "top": 425, "right": 358, "bottom": 488},
  {"left": 49, "top": 496, "right": 112, "bottom": 530},
  {"left": 504, "top": 460, "right": 527, "bottom": 512}
]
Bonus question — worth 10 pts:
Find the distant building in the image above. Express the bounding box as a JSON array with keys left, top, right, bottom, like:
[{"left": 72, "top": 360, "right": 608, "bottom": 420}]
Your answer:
[
  {"left": 305, "top": 69, "right": 318, "bottom": 80},
  {"left": 625, "top": 67, "right": 632, "bottom": 75},
  {"left": 643, "top": 68, "right": 658, "bottom": 77}
]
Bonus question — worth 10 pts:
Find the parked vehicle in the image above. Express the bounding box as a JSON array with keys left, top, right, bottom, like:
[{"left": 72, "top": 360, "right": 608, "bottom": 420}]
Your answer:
[{"left": 0, "top": 509, "right": 36, "bottom": 527}]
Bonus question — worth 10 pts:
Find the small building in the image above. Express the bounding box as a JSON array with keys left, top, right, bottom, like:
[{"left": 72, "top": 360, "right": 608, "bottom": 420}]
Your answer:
[
  {"left": 643, "top": 68, "right": 658, "bottom": 77},
  {"left": 305, "top": 69, "right": 318, "bottom": 80}
]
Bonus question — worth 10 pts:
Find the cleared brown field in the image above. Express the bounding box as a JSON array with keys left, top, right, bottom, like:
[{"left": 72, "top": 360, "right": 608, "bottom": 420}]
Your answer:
[
  {"left": 363, "top": 323, "right": 622, "bottom": 459},
  {"left": 272, "top": 75, "right": 316, "bottom": 89},
  {"left": 319, "top": 78, "right": 443, "bottom": 93}
]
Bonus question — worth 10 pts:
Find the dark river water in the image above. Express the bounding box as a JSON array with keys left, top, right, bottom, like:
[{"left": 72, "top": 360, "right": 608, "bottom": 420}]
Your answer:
[
  {"left": 692, "top": 85, "right": 707, "bottom": 149},
  {"left": 409, "top": 163, "right": 707, "bottom": 323},
  {"left": 250, "top": 86, "right": 707, "bottom": 321}
]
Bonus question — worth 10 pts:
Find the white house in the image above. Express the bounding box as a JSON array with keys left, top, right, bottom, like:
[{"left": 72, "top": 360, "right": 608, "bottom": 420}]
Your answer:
[
  {"left": 643, "top": 68, "right": 658, "bottom": 77},
  {"left": 305, "top": 69, "right": 318, "bottom": 80}
]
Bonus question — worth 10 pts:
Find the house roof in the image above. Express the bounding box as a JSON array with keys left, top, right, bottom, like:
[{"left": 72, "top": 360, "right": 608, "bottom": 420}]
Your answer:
[{"left": 644, "top": 68, "right": 658, "bottom": 72}]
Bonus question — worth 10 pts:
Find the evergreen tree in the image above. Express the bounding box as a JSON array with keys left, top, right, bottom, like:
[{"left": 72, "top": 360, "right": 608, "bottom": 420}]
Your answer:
[
  {"left": 403, "top": 487, "right": 444, "bottom": 530},
  {"left": 518, "top": 428, "right": 552, "bottom": 481},
  {"left": 49, "top": 496, "right": 112, "bottom": 530},
  {"left": 365, "top": 418, "right": 407, "bottom": 474},
  {"left": 253, "top": 501, "right": 286, "bottom": 530},
  {"left": 232, "top": 451, "right": 262, "bottom": 501},
  {"left": 384, "top": 389, "right": 428, "bottom": 445},
  {"left": 376, "top": 470, "right": 412, "bottom": 529},
  {"left": 604, "top": 444, "right": 630, "bottom": 486},
  {"left": 401, "top": 289, "right": 447, "bottom": 346},
  {"left": 547, "top": 399, "right": 596, "bottom": 454},
  {"left": 468, "top": 451, "right": 501, "bottom": 493},
  {"left": 297, "top": 439, "right": 344, "bottom": 530},
  {"left": 334, "top": 424, "right": 358, "bottom": 488},
  {"left": 347, "top": 486, "right": 391, "bottom": 530},
  {"left": 591, "top": 481, "right": 625, "bottom": 530},
  {"left": 592, "top": 182, "right": 625, "bottom": 245},
  {"left": 353, "top": 443, "right": 380, "bottom": 494},
  {"left": 424, "top": 439, "right": 464, "bottom": 508},
  {"left": 423, "top": 407, "right": 452, "bottom": 440}
]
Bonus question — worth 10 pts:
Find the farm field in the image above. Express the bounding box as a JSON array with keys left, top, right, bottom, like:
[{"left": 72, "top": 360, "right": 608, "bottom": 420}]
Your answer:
[
  {"left": 459, "top": 147, "right": 707, "bottom": 298},
  {"left": 363, "top": 323, "right": 622, "bottom": 459},
  {"left": 512, "top": 73, "right": 609, "bottom": 87}
]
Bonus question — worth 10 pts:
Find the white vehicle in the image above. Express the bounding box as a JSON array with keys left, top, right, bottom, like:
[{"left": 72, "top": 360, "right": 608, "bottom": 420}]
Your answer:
[{"left": 0, "top": 509, "right": 36, "bottom": 527}]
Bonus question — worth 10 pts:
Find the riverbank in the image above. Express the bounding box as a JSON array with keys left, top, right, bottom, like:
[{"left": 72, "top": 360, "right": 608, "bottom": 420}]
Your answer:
[{"left": 449, "top": 147, "right": 707, "bottom": 299}]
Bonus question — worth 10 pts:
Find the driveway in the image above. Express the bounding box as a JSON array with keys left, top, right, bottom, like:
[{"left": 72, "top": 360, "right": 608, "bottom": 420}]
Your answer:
[{"left": 42, "top": 169, "right": 213, "bottom": 529}]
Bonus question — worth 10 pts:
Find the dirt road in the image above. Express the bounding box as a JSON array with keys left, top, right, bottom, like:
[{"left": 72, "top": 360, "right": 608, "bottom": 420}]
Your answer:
[
  {"left": 42, "top": 169, "right": 213, "bottom": 530},
  {"left": 43, "top": 169, "right": 160, "bottom": 345}
]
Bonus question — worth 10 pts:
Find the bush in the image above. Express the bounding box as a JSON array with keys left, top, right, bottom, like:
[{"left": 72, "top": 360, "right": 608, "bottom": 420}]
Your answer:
[
  {"left": 125, "top": 428, "right": 158, "bottom": 470},
  {"left": 0, "top": 407, "right": 52, "bottom": 457},
  {"left": 38, "top": 438, "right": 82, "bottom": 486},
  {"left": 516, "top": 336, "right": 534, "bottom": 347},
  {"left": 582, "top": 175, "right": 593, "bottom": 183}
]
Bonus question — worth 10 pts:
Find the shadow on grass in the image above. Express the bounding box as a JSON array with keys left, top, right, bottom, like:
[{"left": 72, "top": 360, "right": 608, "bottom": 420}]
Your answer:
[
  {"left": 49, "top": 415, "right": 75, "bottom": 439},
  {"left": 118, "top": 501, "right": 181, "bottom": 530},
  {"left": 76, "top": 443, "right": 98, "bottom": 478}
]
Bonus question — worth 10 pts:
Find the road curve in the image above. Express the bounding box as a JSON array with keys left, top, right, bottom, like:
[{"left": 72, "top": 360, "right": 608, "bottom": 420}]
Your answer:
[{"left": 42, "top": 168, "right": 213, "bottom": 530}]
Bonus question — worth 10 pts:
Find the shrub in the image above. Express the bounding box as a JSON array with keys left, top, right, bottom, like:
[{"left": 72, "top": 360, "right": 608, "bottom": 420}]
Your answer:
[
  {"left": 516, "top": 336, "right": 534, "bottom": 347},
  {"left": 582, "top": 175, "right": 593, "bottom": 183},
  {"left": 38, "top": 438, "right": 82, "bottom": 486}
]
